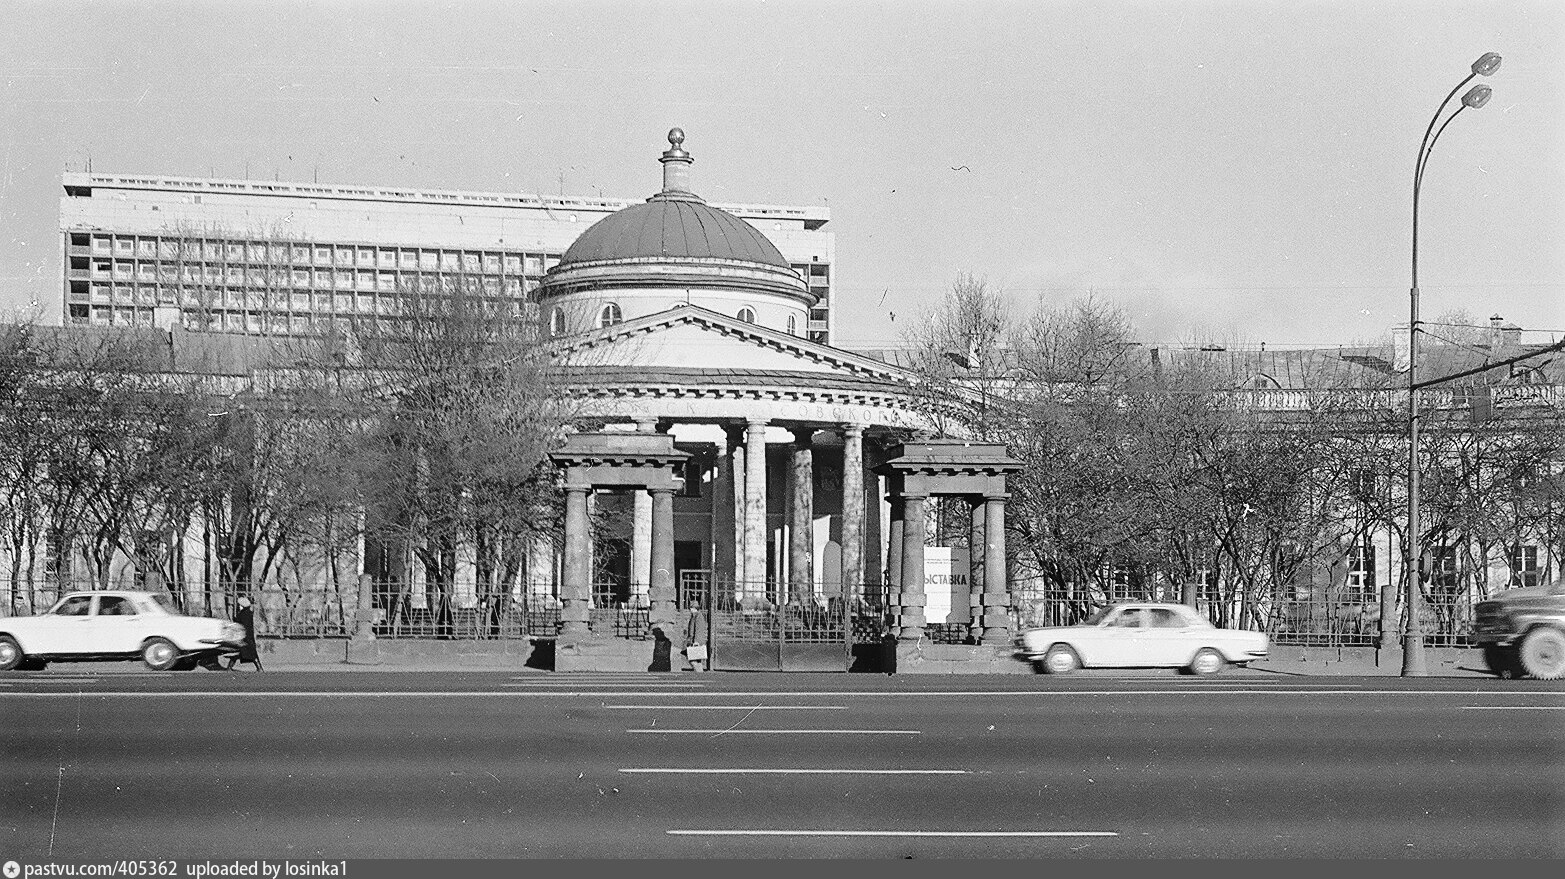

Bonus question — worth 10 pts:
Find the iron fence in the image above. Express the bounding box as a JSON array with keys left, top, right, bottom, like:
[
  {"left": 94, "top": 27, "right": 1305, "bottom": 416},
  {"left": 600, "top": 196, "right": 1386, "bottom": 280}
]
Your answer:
[
  {"left": 1009, "top": 582, "right": 1487, "bottom": 647},
  {"left": 3, "top": 576, "right": 1494, "bottom": 648}
]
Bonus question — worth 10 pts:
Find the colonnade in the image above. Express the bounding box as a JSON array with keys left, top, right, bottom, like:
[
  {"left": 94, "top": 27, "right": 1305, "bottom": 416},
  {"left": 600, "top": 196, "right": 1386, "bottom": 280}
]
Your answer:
[{"left": 555, "top": 429, "right": 1017, "bottom": 643}]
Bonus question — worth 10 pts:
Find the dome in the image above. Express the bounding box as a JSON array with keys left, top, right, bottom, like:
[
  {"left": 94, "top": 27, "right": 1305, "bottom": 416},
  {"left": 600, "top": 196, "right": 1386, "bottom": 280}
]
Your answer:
[
  {"left": 555, "top": 128, "right": 791, "bottom": 270},
  {"left": 539, "top": 130, "right": 813, "bottom": 335},
  {"left": 559, "top": 196, "right": 790, "bottom": 269}
]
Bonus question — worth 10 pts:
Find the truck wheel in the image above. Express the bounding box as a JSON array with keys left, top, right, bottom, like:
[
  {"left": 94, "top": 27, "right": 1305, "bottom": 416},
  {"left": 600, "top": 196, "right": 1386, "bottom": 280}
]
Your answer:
[
  {"left": 1482, "top": 646, "right": 1523, "bottom": 679},
  {"left": 1518, "top": 628, "right": 1565, "bottom": 680}
]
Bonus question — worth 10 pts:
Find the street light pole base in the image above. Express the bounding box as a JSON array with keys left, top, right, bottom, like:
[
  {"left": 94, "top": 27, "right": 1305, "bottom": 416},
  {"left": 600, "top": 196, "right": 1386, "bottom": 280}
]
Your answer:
[{"left": 1400, "top": 634, "right": 1429, "bottom": 676}]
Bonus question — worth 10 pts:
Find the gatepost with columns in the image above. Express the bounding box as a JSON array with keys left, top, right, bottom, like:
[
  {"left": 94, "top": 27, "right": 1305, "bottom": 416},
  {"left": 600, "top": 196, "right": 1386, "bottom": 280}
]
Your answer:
[
  {"left": 549, "top": 432, "right": 688, "bottom": 671},
  {"left": 877, "top": 440, "right": 1022, "bottom": 668}
]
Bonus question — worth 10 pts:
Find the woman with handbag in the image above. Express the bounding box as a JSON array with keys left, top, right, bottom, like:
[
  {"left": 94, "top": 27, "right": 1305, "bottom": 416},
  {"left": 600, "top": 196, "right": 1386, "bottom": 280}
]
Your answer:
[{"left": 683, "top": 600, "right": 709, "bottom": 672}]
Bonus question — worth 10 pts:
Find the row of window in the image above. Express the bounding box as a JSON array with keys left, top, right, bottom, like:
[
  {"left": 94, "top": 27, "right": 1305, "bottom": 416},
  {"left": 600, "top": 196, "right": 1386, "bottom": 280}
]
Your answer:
[
  {"left": 67, "top": 233, "right": 555, "bottom": 274},
  {"left": 66, "top": 300, "right": 530, "bottom": 332},
  {"left": 548, "top": 304, "right": 797, "bottom": 336},
  {"left": 69, "top": 272, "right": 537, "bottom": 300}
]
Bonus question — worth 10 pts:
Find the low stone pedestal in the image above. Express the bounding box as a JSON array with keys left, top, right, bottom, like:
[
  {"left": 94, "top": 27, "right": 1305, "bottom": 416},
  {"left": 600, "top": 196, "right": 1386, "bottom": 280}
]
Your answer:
[
  {"left": 554, "top": 634, "right": 658, "bottom": 672},
  {"left": 894, "top": 640, "right": 1029, "bottom": 674}
]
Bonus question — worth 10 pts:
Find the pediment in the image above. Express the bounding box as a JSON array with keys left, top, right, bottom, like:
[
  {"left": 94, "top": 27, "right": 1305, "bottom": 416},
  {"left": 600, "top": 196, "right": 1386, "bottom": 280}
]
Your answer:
[{"left": 551, "top": 306, "right": 912, "bottom": 383}]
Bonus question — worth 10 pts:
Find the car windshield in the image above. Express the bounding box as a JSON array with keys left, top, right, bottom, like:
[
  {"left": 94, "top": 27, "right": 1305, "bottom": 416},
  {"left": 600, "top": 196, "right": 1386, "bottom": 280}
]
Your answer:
[
  {"left": 147, "top": 593, "right": 179, "bottom": 614},
  {"left": 1082, "top": 606, "right": 1118, "bottom": 626}
]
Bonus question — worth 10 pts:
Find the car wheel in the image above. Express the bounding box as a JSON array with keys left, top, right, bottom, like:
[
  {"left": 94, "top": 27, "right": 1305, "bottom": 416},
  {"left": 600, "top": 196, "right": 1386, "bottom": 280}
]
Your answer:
[
  {"left": 1482, "top": 646, "right": 1523, "bottom": 679},
  {"left": 1188, "top": 648, "right": 1226, "bottom": 676},
  {"left": 141, "top": 638, "right": 181, "bottom": 671},
  {"left": 0, "top": 636, "right": 24, "bottom": 671},
  {"left": 1518, "top": 628, "right": 1565, "bottom": 680},
  {"left": 1042, "top": 644, "right": 1081, "bottom": 674}
]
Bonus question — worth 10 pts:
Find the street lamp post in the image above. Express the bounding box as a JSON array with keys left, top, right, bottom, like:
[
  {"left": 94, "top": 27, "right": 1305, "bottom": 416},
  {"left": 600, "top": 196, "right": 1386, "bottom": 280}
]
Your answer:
[{"left": 1402, "top": 52, "right": 1500, "bottom": 676}]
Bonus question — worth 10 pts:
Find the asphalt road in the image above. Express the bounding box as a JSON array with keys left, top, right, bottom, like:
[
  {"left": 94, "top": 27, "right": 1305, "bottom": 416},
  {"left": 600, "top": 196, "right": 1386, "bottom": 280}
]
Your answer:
[{"left": 3, "top": 669, "right": 1563, "bottom": 859}]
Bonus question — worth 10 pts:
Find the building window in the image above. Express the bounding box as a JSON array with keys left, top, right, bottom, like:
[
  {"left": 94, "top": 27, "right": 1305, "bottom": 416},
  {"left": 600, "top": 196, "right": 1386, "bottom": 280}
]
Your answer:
[
  {"left": 737, "top": 307, "right": 756, "bottom": 324},
  {"left": 597, "top": 303, "right": 623, "bottom": 328},
  {"left": 1509, "top": 545, "right": 1539, "bottom": 589},
  {"left": 786, "top": 315, "right": 797, "bottom": 336},
  {"left": 550, "top": 307, "right": 567, "bottom": 337},
  {"left": 1346, "top": 542, "right": 1376, "bottom": 603}
]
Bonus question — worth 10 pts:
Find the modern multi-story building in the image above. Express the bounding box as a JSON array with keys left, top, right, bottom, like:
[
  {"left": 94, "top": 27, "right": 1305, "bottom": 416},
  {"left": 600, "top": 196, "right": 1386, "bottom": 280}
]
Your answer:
[{"left": 57, "top": 168, "right": 836, "bottom": 342}]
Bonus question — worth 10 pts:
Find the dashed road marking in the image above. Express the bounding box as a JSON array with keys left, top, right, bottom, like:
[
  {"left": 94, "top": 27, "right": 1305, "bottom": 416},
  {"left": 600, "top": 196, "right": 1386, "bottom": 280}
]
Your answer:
[
  {"left": 667, "top": 829, "right": 1118, "bottom": 838},
  {"left": 604, "top": 705, "right": 847, "bottom": 710},
  {"left": 627, "top": 729, "right": 920, "bottom": 734},
  {"left": 621, "top": 768, "right": 967, "bottom": 775}
]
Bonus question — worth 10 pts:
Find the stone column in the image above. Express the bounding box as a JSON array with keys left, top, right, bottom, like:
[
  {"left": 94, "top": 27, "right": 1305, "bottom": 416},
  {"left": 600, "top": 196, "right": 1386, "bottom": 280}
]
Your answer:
[
  {"left": 886, "top": 494, "right": 904, "bottom": 627},
  {"left": 727, "top": 425, "right": 748, "bottom": 600},
  {"left": 649, "top": 487, "right": 677, "bottom": 632},
  {"left": 629, "top": 418, "right": 658, "bottom": 607},
  {"left": 713, "top": 426, "right": 740, "bottom": 602},
  {"left": 969, "top": 497, "right": 986, "bottom": 642},
  {"left": 561, "top": 484, "right": 592, "bottom": 636},
  {"left": 899, "top": 493, "right": 928, "bottom": 639},
  {"left": 840, "top": 424, "right": 865, "bottom": 597},
  {"left": 788, "top": 426, "right": 815, "bottom": 603},
  {"left": 631, "top": 490, "right": 652, "bottom": 605},
  {"left": 742, "top": 419, "right": 769, "bottom": 608},
  {"left": 980, "top": 493, "right": 1011, "bottom": 645}
]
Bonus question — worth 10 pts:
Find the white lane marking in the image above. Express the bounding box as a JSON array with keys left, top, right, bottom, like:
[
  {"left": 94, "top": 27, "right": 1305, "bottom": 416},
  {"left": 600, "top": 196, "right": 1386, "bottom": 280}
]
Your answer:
[
  {"left": 513, "top": 676, "right": 687, "bottom": 680},
  {"left": 24, "top": 678, "right": 99, "bottom": 684},
  {"left": 503, "top": 678, "right": 707, "bottom": 685},
  {"left": 668, "top": 829, "right": 1118, "bottom": 838},
  {"left": 3, "top": 689, "right": 1561, "bottom": 698},
  {"left": 1462, "top": 706, "right": 1565, "bottom": 710},
  {"left": 627, "top": 729, "right": 920, "bottom": 734},
  {"left": 604, "top": 705, "right": 847, "bottom": 710},
  {"left": 622, "top": 768, "right": 968, "bottom": 775}
]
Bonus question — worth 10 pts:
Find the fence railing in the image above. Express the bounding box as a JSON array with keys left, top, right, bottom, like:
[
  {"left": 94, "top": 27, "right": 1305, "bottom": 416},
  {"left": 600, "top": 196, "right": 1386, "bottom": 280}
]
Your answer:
[{"left": 3, "top": 577, "right": 1496, "bottom": 648}]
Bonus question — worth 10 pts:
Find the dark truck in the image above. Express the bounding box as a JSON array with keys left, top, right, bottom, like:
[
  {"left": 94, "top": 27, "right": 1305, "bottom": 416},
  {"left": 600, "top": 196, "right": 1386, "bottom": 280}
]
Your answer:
[{"left": 1473, "top": 581, "right": 1565, "bottom": 679}]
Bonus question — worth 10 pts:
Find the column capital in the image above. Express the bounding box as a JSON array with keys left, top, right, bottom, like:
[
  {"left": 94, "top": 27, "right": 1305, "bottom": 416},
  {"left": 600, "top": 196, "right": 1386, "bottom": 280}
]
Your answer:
[
  {"left": 789, "top": 425, "right": 814, "bottom": 445},
  {"left": 840, "top": 422, "right": 865, "bottom": 437},
  {"left": 648, "top": 486, "right": 676, "bottom": 499},
  {"left": 564, "top": 483, "right": 592, "bottom": 496},
  {"left": 746, "top": 418, "right": 770, "bottom": 433},
  {"left": 983, "top": 493, "right": 1011, "bottom": 502},
  {"left": 902, "top": 491, "right": 930, "bottom": 501}
]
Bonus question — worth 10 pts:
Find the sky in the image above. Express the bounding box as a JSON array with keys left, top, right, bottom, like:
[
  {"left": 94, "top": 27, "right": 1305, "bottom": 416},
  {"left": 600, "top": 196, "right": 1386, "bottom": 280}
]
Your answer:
[{"left": 1, "top": 0, "right": 1561, "bottom": 349}]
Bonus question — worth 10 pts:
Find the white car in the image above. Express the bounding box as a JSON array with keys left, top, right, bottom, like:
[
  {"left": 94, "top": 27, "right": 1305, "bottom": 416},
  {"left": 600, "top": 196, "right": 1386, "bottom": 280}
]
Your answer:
[
  {"left": 0, "top": 590, "right": 246, "bottom": 671},
  {"left": 1017, "top": 602, "right": 1269, "bottom": 675}
]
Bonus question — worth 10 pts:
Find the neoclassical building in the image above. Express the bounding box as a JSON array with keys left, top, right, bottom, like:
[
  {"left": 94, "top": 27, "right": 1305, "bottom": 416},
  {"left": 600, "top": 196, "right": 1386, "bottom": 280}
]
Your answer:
[{"left": 534, "top": 130, "right": 1019, "bottom": 670}]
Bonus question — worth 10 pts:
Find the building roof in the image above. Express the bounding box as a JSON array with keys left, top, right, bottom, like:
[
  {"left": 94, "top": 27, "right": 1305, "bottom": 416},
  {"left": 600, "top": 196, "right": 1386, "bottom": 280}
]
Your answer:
[
  {"left": 555, "top": 130, "right": 791, "bottom": 270},
  {"left": 559, "top": 197, "right": 791, "bottom": 268}
]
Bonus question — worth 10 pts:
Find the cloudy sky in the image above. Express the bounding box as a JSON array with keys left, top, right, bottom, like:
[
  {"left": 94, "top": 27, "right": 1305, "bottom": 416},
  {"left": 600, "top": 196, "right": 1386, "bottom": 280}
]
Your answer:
[{"left": 2, "top": 0, "right": 1561, "bottom": 348}]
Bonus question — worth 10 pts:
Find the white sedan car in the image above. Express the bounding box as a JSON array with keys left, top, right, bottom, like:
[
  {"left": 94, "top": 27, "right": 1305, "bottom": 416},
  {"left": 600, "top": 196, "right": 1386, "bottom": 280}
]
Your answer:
[
  {"left": 0, "top": 590, "right": 246, "bottom": 671},
  {"left": 1017, "top": 602, "right": 1269, "bottom": 675}
]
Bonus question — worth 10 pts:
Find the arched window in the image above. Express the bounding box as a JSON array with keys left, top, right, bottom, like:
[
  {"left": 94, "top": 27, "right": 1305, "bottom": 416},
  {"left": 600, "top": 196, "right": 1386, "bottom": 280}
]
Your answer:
[
  {"left": 598, "top": 303, "right": 623, "bottom": 328},
  {"left": 737, "top": 307, "right": 756, "bottom": 324},
  {"left": 786, "top": 315, "right": 797, "bottom": 336},
  {"left": 550, "top": 307, "right": 567, "bottom": 337}
]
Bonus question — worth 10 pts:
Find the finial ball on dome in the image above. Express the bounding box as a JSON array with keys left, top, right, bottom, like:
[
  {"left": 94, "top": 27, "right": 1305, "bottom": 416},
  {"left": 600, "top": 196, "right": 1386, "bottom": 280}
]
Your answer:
[{"left": 668, "top": 128, "right": 685, "bottom": 147}]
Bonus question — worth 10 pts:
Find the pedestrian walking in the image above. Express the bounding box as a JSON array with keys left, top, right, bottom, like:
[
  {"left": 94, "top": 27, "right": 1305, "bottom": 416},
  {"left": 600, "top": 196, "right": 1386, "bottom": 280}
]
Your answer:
[
  {"left": 225, "top": 595, "right": 263, "bottom": 671},
  {"left": 648, "top": 625, "right": 673, "bottom": 672}
]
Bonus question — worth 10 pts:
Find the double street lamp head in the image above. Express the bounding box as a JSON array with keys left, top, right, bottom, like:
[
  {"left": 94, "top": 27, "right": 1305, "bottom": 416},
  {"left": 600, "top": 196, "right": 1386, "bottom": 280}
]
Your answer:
[
  {"left": 1471, "top": 52, "right": 1503, "bottom": 76},
  {"left": 1462, "top": 84, "right": 1494, "bottom": 109}
]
